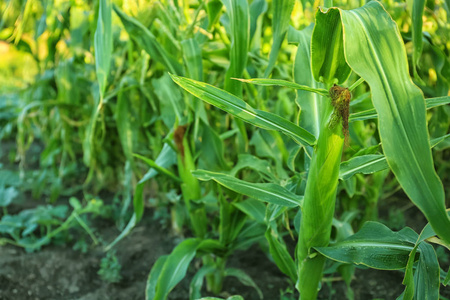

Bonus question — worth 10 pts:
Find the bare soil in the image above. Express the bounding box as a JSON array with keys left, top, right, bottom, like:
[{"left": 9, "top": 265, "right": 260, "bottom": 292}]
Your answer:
[
  {"left": 1, "top": 206, "right": 448, "bottom": 300},
  {"left": 0, "top": 142, "right": 449, "bottom": 300}
]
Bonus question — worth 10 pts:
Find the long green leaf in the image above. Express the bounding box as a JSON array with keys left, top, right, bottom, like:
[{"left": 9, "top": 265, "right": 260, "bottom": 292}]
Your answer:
[
  {"left": 311, "top": 8, "right": 351, "bottom": 85},
  {"left": 288, "top": 25, "right": 328, "bottom": 164},
  {"left": 410, "top": 0, "right": 426, "bottom": 81},
  {"left": 95, "top": 0, "right": 112, "bottom": 98},
  {"left": 339, "top": 154, "right": 388, "bottom": 180},
  {"left": 401, "top": 223, "right": 441, "bottom": 300},
  {"left": 133, "top": 153, "right": 181, "bottom": 182},
  {"left": 339, "top": 134, "right": 450, "bottom": 181},
  {"left": 265, "top": 227, "right": 297, "bottom": 282},
  {"left": 170, "top": 74, "right": 316, "bottom": 146},
  {"left": 147, "top": 238, "right": 224, "bottom": 300},
  {"left": 84, "top": 0, "right": 112, "bottom": 167},
  {"left": 229, "top": 154, "right": 277, "bottom": 182},
  {"left": 224, "top": 268, "right": 263, "bottom": 299},
  {"left": 264, "top": 0, "right": 295, "bottom": 77},
  {"left": 181, "top": 38, "right": 203, "bottom": 81},
  {"left": 206, "top": 0, "right": 223, "bottom": 30},
  {"left": 189, "top": 265, "right": 216, "bottom": 300},
  {"left": 222, "top": 0, "right": 249, "bottom": 96},
  {"left": 413, "top": 242, "right": 440, "bottom": 299},
  {"left": 155, "top": 239, "right": 199, "bottom": 299},
  {"left": 315, "top": 222, "right": 417, "bottom": 270},
  {"left": 153, "top": 73, "right": 186, "bottom": 127},
  {"left": 139, "top": 143, "right": 177, "bottom": 184},
  {"left": 349, "top": 96, "right": 450, "bottom": 122},
  {"left": 249, "top": 0, "right": 267, "bottom": 42},
  {"left": 116, "top": 78, "right": 135, "bottom": 164},
  {"left": 193, "top": 170, "right": 303, "bottom": 208},
  {"left": 146, "top": 255, "right": 168, "bottom": 300},
  {"left": 113, "top": 4, "right": 183, "bottom": 75},
  {"left": 198, "top": 124, "right": 230, "bottom": 172},
  {"left": 340, "top": 2, "right": 450, "bottom": 244},
  {"left": 235, "top": 78, "right": 329, "bottom": 97},
  {"left": 233, "top": 198, "right": 266, "bottom": 224}
]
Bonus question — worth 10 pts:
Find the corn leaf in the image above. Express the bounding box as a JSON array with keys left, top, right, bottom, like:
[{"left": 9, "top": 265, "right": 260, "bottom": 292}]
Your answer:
[
  {"left": 116, "top": 77, "right": 136, "bottom": 164},
  {"left": 224, "top": 268, "right": 263, "bottom": 299},
  {"left": 146, "top": 255, "right": 168, "bottom": 300},
  {"left": 181, "top": 39, "right": 209, "bottom": 124},
  {"left": 147, "top": 238, "right": 225, "bottom": 300},
  {"left": 104, "top": 209, "right": 140, "bottom": 251},
  {"left": 249, "top": 0, "right": 267, "bottom": 41},
  {"left": 236, "top": 78, "right": 329, "bottom": 97},
  {"left": 153, "top": 239, "right": 199, "bottom": 299},
  {"left": 349, "top": 96, "right": 450, "bottom": 122},
  {"left": 444, "top": 269, "right": 450, "bottom": 286},
  {"left": 94, "top": 0, "right": 112, "bottom": 98},
  {"left": 229, "top": 154, "right": 277, "bottom": 182},
  {"left": 218, "top": 191, "right": 247, "bottom": 246},
  {"left": 133, "top": 153, "right": 181, "bottom": 182},
  {"left": 265, "top": 203, "right": 288, "bottom": 223},
  {"left": 233, "top": 199, "right": 266, "bottom": 224},
  {"left": 339, "top": 134, "right": 450, "bottom": 180},
  {"left": 170, "top": 74, "right": 316, "bottom": 146},
  {"left": 289, "top": 25, "right": 328, "bottom": 163},
  {"left": 84, "top": 0, "right": 112, "bottom": 167},
  {"left": 222, "top": 0, "right": 249, "bottom": 96},
  {"left": 231, "top": 222, "right": 266, "bottom": 252},
  {"left": 189, "top": 265, "right": 216, "bottom": 300},
  {"left": 311, "top": 8, "right": 351, "bottom": 86},
  {"left": 193, "top": 170, "right": 303, "bottom": 208},
  {"left": 264, "top": 0, "right": 295, "bottom": 77},
  {"left": 139, "top": 143, "right": 177, "bottom": 184},
  {"left": 339, "top": 1, "right": 450, "bottom": 244},
  {"left": 265, "top": 227, "right": 297, "bottom": 282},
  {"left": 153, "top": 73, "right": 186, "bottom": 127},
  {"left": 181, "top": 38, "right": 203, "bottom": 81},
  {"left": 113, "top": 4, "right": 183, "bottom": 75},
  {"left": 401, "top": 223, "right": 441, "bottom": 300},
  {"left": 206, "top": 0, "right": 223, "bottom": 30},
  {"left": 339, "top": 155, "right": 388, "bottom": 180},
  {"left": 315, "top": 222, "right": 417, "bottom": 270},
  {"left": 413, "top": 242, "right": 440, "bottom": 299},
  {"left": 409, "top": 0, "right": 426, "bottom": 81},
  {"left": 198, "top": 124, "right": 230, "bottom": 172}
]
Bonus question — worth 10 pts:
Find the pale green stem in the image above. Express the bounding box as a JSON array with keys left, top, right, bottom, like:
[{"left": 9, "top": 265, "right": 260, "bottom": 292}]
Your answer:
[
  {"left": 324, "top": 0, "right": 333, "bottom": 8},
  {"left": 296, "top": 116, "right": 344, "bottom": 299}
]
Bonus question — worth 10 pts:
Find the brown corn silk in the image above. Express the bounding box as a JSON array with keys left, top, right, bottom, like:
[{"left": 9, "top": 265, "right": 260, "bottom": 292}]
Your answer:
[
  {"left": 174, "top": 125, "right": 187, "bottom": 158},
  {"left": 329, "top": 84, "right": 351, "bottom": 145}
]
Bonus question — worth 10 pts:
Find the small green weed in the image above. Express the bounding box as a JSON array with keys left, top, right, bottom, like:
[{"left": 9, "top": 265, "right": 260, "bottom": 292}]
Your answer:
[{"left": 98, "top": 250, "right": 122, "bottom": 283}]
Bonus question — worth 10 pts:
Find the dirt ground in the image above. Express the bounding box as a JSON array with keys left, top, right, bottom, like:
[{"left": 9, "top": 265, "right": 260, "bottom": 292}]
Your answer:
[
  {"left": 1, "top": 206, "right": 448, "bottom": 300},
  {"left": 0, "top": 142, "right": 449, "bottom": 300}
]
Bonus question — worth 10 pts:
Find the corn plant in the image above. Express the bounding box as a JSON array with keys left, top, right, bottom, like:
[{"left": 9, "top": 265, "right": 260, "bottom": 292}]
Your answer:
[
  {"left": 169, "top": 1, "right": 450, "bottom": 299},
  {"left": 1, "top": 0, "right": 449, "bottom": 299}
]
